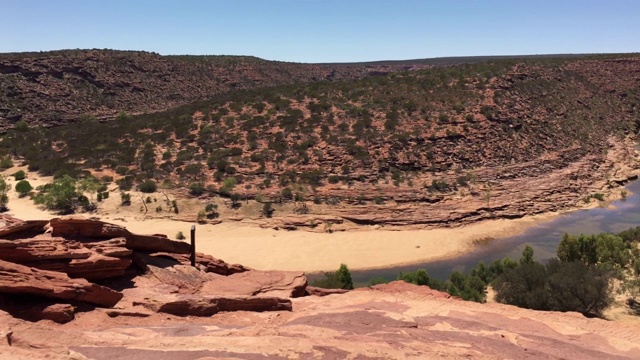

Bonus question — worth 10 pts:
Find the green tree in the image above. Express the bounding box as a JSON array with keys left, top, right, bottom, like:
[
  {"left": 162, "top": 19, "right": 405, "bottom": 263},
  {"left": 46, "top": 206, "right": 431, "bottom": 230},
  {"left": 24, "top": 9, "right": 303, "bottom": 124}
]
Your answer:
[
  {"left": 311, "top": 271, "right": 344, "bottom": 289},
  {"left": 595, "top": 233, "right": 629, "bottom": 267},
  {"left": 0, "top": 176, "right": 8, "bottom": 211},
  {"left": 78, "top": 177, "right": 101, "bottom": 202},
  {"left": 493, "top": 258, "right": 614, "bottom": 317},
  {"left": 545, "top": 259, "right": 613, "bottom": 316},
  {"left": 520, "top": 245, "right": 535, "bottom": 265},
  {"left": 337, "top": 263, "right": 354, "bottom": 290},
  {"left": 493, "top": 261, "right": 549, "bottom": 310},
  {"left": 15, "top": 180, "right": 33, "bottom": 197},
  {"left": 229, "top": 193, "right": 241, "bottom": 208},
  {"left": 42, "top": 175, "right": 78, "bottom": 214},
  {"left": 205, "top": 203, "right": 219, "bottom": 218},
  {"left": 398, "top": 269, "right": 432, "bottom": 286},
  {"left": 557, "top": 233, "right": 581, "bottom": 263},
  {"left": 312, "top": 264, "right": 354, "bottom": 290},
  {"left": 219, "top": 177, "right": 237, "bottom": 196}
]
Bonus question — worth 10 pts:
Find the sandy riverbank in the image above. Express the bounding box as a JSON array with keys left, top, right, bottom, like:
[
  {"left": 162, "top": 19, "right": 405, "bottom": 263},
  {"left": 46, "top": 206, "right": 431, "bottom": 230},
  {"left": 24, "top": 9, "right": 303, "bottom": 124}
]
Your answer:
[
  {"left": 0, "top": 164, "right": 629, "bottom": 273},
  {"left": 0, "top": 167, "right": 559, "bottom": 272}
]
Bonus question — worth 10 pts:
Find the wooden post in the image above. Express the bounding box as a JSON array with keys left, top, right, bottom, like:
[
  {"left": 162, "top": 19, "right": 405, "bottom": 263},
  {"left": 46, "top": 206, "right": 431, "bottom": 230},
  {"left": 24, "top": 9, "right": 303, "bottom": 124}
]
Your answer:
[{"left": 190, "top": 225, "right": 196, "bottom": 267}]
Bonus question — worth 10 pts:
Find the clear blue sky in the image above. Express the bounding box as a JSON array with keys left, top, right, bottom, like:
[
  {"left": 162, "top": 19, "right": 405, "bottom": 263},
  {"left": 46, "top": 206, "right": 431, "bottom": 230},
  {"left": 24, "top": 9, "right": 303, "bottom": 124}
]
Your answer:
[{"left": 1, "top": 0, "right": 638, "bottom": 63}]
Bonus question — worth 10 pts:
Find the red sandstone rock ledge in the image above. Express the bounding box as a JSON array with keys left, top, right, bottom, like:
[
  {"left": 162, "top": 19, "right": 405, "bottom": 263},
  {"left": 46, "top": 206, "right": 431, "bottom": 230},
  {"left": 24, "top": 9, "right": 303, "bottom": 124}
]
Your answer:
[
  {"left": 0, "top": 215, "right": 313, "bottom": 325},
  {"left": 1, "top": 215, "right": 640, "bottom": 359},
  {"left": 1, "top": 281, "right": 639, "bottom": 359}
]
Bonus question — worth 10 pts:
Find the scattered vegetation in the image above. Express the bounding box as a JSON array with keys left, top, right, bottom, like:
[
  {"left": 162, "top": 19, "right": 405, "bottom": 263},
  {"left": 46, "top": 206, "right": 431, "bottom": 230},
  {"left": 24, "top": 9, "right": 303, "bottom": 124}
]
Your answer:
[
  {"left": 0, "top": 55, "right": 636, "bottom": 205},
  {"left": 311, "top": 263, "right": 354, "bottom": 290},
  {"left": 584, "top": 193, "right": 606, "bottom": 203},
  {"left": 347, "top": 227, "right": 640, "bottom": 318},
  {"left": 32, "top": 175, "right": 97, "bottom": 214}
]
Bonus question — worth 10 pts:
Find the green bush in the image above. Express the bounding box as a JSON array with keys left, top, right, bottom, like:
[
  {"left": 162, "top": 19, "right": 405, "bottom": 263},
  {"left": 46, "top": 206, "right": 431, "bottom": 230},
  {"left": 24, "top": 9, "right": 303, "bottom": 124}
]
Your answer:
[
  {"left": 189, "top": 182, "right": 205, "bottom": 196},
  {"left": 205, "top": 203, "right": 219, "bottom": 218},
  {"left": 120, "top": 192, "right": 131, "bottom": 206},
  {"left": 138, "top": 180, "right": 157, "bottom": 193},
  {"left": 197, "top": 210, "right": 207, "bottom": 224},
  {"left": 0, "top": 157, "right": 13, "bottom": 169},
  {"left": 367, "top": 277, "right": 389, "bottom": 286},
  {"left": 337, "top": 264, "right": 354, "bottom": 290},
  {"left": 262, "top": 202, "right": 274, "bottom": 218},
  {"left": 494, "top": 259, "right": 613, "bottom": 316},
  {"left": 281, "top": 187, "right": 293, "bottom": 200},
  {"left": 15, "top": 180, "right": 33, "bottom": 197},
  {"left": 116, "top": 176, "right": 134, "bottom": 191},
  {"left": 312, "top": 263, "right": 354, "bottom": 290},
  {"left": 39, "top": 175, "right": 78, "bottom": 214},
  {"left": 557, "top": 232, "right": 630, "bottom": 268},
  {"left": 311, "top": 271, "right": 343, "bottom": 289},
  {"left": 429, "top": 179, "right": 449, "bottom": 193},
  {"left": 12, "top": 170, "right": 26, "bottom": 180},
  {"left": 0, "top": 176, "right": 8, "bottom": 211},
  {"left": 398, "top": 269, "right": 432, "bottom": 286}
]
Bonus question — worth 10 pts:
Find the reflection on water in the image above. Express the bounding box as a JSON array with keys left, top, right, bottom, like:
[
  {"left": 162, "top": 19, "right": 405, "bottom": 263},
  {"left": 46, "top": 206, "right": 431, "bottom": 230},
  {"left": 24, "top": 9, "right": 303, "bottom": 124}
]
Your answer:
[{"left": 352, "top": 179, "right": 640, "bottom": 283}]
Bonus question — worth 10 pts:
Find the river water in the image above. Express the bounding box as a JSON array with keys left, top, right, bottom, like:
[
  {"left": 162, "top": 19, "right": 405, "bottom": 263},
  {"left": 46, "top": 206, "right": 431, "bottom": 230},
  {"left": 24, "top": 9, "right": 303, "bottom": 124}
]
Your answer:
[{"left": 350, "top": 179, "right": 640, "bottom": 284}]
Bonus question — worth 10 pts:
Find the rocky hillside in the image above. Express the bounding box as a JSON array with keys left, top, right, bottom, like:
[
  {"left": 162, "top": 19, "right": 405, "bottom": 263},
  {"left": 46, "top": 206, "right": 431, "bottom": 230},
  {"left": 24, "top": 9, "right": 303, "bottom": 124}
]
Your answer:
[
  {"left": 1, "top": 55, "right": 639, "bottom": 227},
  {"left": 0, "top": 49, "right": 432, "bottom": 130},
  {"left": 1, "top": 215, "right": 639, "bottom": 359}
]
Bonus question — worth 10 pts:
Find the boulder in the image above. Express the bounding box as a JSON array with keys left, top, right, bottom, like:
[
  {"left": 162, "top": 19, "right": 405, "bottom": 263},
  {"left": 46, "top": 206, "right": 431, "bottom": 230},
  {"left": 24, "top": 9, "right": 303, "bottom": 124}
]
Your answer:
[
  {"left": 200, "top": 270, "right": 308, "bottom": 298},
  {"left": 135, "top": 295, "right": 292, "bottom": 317},
  {"left": 0, "top": 297, "right": 76, "bottom": 324},
  {"left": 39, "top": 303, "right": 75, "bottom": 324},
  {"left": 0, "top": 259, "right": 122, "bottom": 307}
]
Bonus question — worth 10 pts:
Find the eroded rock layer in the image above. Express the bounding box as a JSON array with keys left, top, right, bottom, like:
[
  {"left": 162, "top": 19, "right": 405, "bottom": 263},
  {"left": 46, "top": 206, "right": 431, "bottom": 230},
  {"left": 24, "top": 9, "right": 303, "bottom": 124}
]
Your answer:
[{"left": 1, "top": 282, "right": 639, "bottom": 359}]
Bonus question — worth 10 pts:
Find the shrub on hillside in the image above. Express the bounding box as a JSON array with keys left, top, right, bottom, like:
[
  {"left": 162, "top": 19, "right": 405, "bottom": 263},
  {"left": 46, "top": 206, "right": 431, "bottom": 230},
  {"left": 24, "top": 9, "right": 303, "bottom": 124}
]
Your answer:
[
  {"left": 15, "top": 180, "right": 33, "bottom": 197},
  {"left": 37, "top": 176, "right": 79, "bottom": 214},
  {"left": 138, "top": 180, "right": 157, "bottom": 193},
  {"left": 189, "top": 182, "right": 205, "bottom": 196},
  {"left": 0, "top": 157, "right": 13, "bottom": 169},
  {"left": 12, "top": 170, "right": 26, "bottom": 180}
]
